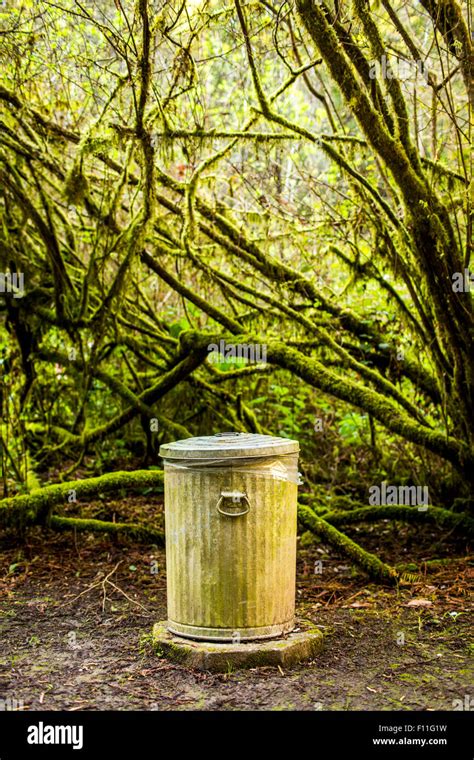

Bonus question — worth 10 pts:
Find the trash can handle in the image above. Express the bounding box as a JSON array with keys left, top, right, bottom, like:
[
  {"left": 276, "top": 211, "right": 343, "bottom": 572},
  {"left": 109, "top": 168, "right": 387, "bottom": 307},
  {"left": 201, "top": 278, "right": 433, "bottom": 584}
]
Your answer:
[{"left": 216, "top": 491, "right": 250, "bottom": 517}]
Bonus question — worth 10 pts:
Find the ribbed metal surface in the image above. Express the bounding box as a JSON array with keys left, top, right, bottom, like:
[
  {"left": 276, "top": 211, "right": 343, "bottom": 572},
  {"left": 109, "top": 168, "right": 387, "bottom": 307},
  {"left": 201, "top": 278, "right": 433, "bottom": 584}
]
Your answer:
[{"left": 164, "top": 453, "right": 298, "bottom": 642}]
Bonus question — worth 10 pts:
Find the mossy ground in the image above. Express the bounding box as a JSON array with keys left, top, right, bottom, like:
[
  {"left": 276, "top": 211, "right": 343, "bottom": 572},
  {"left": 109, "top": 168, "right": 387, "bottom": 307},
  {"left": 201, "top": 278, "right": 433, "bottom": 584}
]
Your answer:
[{"left": 0, "top": 494, "right": 472, "bottom": 710}]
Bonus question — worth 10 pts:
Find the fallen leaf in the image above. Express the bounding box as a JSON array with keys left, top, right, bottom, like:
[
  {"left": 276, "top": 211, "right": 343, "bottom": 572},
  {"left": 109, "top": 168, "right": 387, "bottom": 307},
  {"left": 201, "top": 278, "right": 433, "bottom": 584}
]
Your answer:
[{"left": 405, "top": 599, "right": 433, "bottom": 607}]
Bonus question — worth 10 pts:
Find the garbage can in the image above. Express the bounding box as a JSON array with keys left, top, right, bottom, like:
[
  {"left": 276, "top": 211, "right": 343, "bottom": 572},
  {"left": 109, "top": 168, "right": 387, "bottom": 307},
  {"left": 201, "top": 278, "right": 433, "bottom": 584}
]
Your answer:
[{"left": 159, "top": 432, "right": 300, "bottom": 642}]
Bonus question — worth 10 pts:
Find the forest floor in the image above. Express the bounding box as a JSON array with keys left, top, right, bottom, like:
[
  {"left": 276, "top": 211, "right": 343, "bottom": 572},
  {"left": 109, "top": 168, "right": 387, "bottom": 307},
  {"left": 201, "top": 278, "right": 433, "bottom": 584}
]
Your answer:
[{"left": 0, "top": 494, "right": 472, "bottom": 711}]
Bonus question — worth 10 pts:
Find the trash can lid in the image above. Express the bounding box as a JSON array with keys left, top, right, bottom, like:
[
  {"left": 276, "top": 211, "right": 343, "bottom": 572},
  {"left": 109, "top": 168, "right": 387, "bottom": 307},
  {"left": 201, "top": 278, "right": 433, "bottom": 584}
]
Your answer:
[{"left": 159, "top": 432, "right": 299, "bottom": 459}]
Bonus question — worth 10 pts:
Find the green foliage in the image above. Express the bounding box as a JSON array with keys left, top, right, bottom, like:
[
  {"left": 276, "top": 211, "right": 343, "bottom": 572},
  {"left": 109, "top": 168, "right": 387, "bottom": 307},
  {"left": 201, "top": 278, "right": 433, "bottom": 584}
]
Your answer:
[{"left": 0, "top": 0, "right": 471, "bottom": 517}]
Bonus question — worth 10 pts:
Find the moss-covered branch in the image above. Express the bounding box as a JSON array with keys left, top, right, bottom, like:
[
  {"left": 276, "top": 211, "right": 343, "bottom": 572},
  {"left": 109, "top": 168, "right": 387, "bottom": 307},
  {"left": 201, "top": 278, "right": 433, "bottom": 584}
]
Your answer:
[
  {"left": 37, "top": 347, "right": 192, "bottom": 441},
  {"left": 322, "top": 505, "right": 474, "bottom": 537},
  {"left": 180, "top": 330, "right": 473, "bottom": 476},
  {"left": 295, "top": 0, "right": 472, "bottom": 390},
  {"left": 298, "top": 504, "right": 399, "bottom": 583},
  {"left": 0, "top": 470, "right": 164, "bottom": 530},
  {"left": 70, "top": 347, "right": 206, "bottom": 446},
  {"left": 49, "top": 515, "right": 164, "bottom": 545}
]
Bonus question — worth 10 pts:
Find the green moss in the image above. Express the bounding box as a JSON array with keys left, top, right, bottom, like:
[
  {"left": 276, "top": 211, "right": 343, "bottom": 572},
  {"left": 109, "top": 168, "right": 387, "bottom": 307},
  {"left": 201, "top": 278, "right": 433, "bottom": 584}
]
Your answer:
[
  {"left": 300, "top": 530, "right": 318, "bottom": 547},
  {"left": 166, "top": 642, "right": 191, "bottom": 663},
  {"left": 323, "top": 505, "right": 474, "bottom": 537},
  {"left": 0, "top": 469, "right": 164, "bottom": 531},
  {"left": 49, "top": 516, "right": 164, "bottom": 545},
  {"left": 298, "top": 504, "right": 399, "bottom": 584}
]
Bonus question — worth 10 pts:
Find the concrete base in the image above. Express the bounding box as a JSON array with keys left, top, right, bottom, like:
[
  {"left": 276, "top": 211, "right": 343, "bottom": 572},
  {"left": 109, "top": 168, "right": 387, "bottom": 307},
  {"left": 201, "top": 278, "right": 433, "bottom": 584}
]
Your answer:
[{"left": 152, "top": 620, "right": 323, "bottom": 672}]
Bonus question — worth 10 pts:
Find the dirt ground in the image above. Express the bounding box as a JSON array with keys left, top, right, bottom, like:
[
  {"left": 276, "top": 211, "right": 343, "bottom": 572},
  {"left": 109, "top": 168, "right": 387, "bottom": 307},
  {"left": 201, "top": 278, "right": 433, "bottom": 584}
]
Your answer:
[{"left": 0, "top": 495, "right": 472, "bottom": 711}]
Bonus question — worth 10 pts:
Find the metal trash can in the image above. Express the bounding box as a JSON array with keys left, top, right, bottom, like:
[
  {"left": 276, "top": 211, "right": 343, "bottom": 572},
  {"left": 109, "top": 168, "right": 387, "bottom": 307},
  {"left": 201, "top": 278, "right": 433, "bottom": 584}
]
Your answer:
[{"left": 159, "top": 432, "right": 300, "bottom": 642}]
